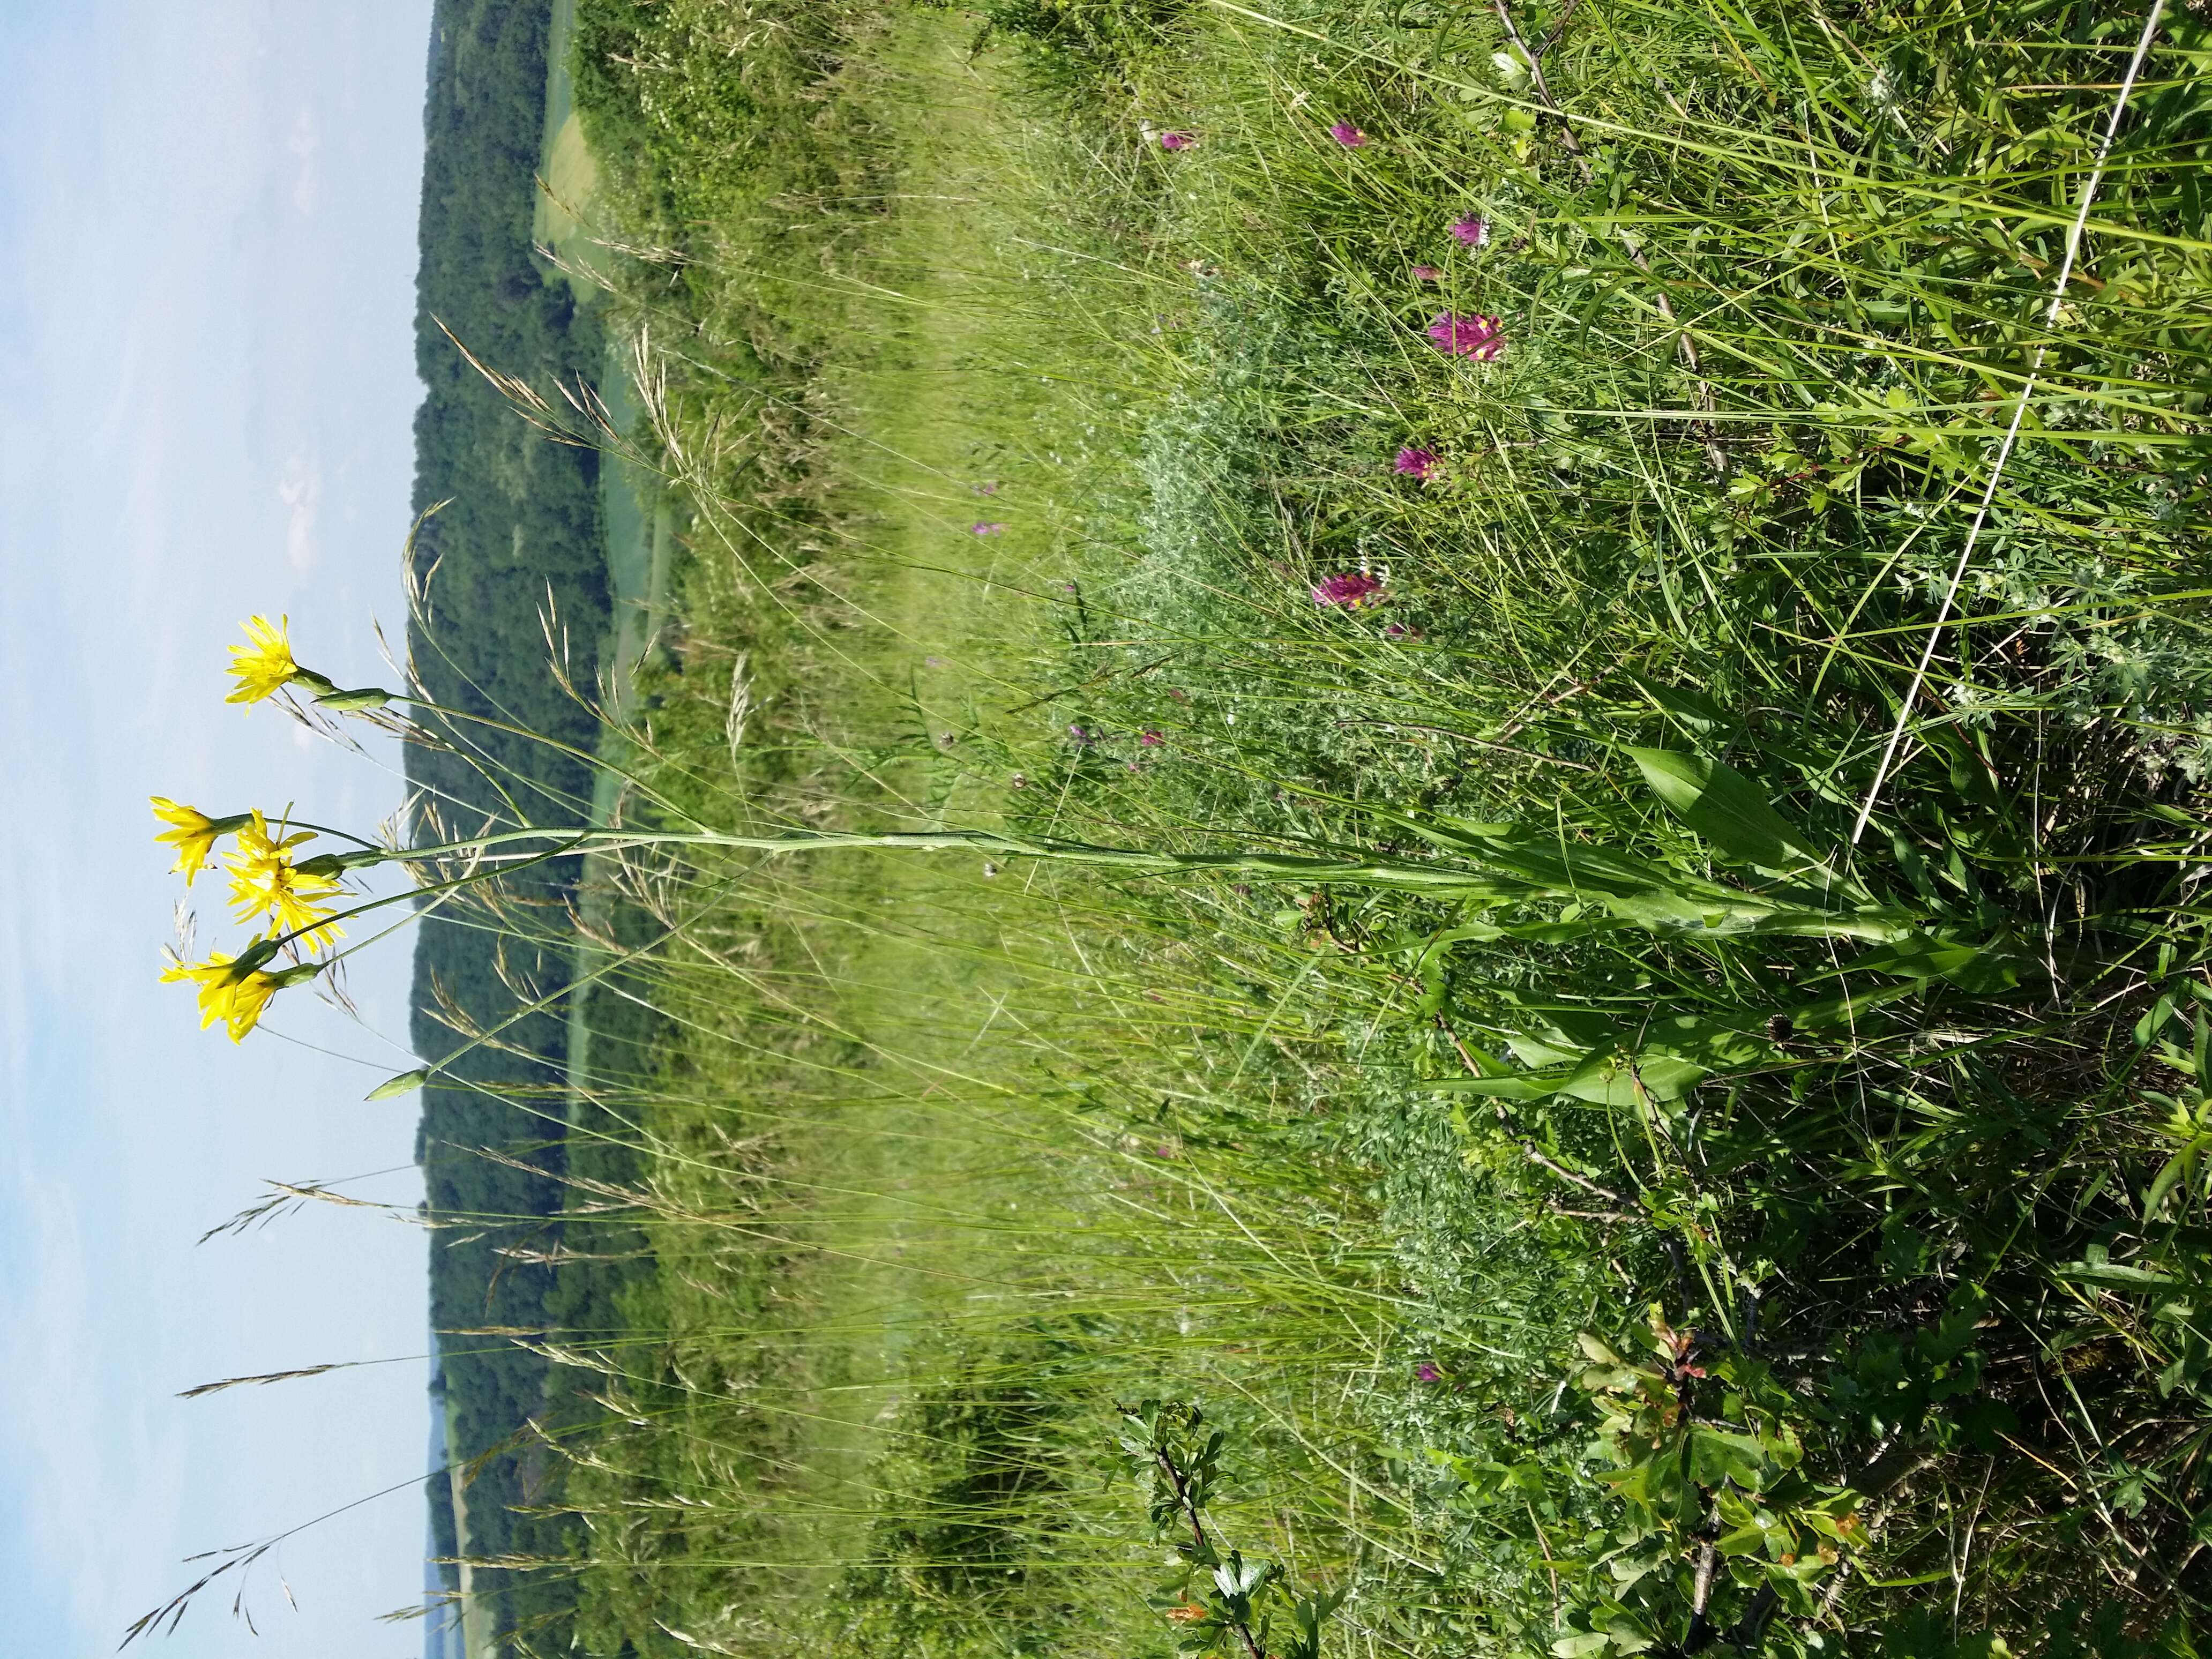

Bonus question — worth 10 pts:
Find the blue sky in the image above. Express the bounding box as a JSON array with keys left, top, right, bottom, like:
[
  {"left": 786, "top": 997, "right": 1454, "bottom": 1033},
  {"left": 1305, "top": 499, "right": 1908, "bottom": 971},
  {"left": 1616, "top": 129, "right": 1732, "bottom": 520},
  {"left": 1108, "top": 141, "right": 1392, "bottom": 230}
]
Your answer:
[{"left": 0, "top": 2, "right": 439, "bottom": 1653}]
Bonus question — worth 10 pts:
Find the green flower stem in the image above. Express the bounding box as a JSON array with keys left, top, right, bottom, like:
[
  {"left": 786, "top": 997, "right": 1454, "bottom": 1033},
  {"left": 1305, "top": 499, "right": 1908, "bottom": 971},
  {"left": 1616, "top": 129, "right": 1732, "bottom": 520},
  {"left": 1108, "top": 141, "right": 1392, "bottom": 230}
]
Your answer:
[{"left": 301, "top": 821, "right": 1937, "bottom": 947}]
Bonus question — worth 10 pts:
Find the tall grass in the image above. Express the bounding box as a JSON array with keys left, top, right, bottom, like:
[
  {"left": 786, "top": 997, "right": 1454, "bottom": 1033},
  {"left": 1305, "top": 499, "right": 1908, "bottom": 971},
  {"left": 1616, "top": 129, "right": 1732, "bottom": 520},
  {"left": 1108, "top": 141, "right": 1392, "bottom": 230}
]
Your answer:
[{"left": 289, "top": 1, "right": 2212, "bottom": 1654}]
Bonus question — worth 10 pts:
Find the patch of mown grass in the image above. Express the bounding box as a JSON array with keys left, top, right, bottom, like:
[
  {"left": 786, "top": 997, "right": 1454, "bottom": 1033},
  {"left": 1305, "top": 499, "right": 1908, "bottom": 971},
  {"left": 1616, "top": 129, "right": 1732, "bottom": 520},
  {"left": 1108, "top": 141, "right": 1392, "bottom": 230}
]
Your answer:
[{"left": 415, "top": 2, "right": 2212, "bottom": 1655}]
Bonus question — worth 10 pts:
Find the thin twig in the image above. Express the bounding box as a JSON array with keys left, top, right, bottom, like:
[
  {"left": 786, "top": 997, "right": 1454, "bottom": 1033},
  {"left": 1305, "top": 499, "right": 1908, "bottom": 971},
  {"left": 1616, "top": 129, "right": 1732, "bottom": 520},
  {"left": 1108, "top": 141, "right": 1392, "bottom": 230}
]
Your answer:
[
  {"left": 1492, "top": 1, "right": 1589, "bottom": 176},
  {"left": 1523, "top": 1143, "right": 1628, "bottom": 1205}
]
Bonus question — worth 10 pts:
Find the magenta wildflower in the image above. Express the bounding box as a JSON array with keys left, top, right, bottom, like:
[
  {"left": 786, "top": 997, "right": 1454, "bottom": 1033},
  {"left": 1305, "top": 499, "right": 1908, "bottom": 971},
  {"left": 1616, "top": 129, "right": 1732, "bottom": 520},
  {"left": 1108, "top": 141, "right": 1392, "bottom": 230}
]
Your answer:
[
  {"left": 1312, "top": 572, "right": 1385, "bottom": 609},
  {"left": 972, "top": 521, "right": 1007, "bottom": 536},
  {"left": 1393, "top": 446, "right": 1440, "bottom": 482},
  {"left": 1428, "top": 312, "right": 1505, "bottom": 361},
  {"left": 1416, "top": 1363, "right": 1442, "bottom": 1384},
  {"left": 1328, "top": 121, "right": 1366, "bottom": 147},
  {"left": 1384, "top": 621, "right": 1424, "bottom": 640},
  {"left": 1411, "top": 263, "right": 1441, "bottom": 282},
  {"left": 1068, "top": 723, "right": 1093, "bottom": 744},
  {"left": 1449, "top": 214, "right": 1489, "bottom": 249},
  {"left": 1159, "top": 130, "right": 1194, "bottom": 151},
  {"left": 1139, "top": 729, "right": 1164, "bottom": 747}
]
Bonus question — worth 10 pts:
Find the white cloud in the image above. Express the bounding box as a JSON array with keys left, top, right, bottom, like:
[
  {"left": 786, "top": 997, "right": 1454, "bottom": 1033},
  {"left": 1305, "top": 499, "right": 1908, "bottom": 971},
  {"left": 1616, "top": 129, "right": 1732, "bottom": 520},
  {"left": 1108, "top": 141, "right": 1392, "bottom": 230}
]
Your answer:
[
  {"left": 288, "top": 106, "right": 322, "bottom": 216},
  {"left": 280, "top": 452, "right": 323, "bottom": 571}
]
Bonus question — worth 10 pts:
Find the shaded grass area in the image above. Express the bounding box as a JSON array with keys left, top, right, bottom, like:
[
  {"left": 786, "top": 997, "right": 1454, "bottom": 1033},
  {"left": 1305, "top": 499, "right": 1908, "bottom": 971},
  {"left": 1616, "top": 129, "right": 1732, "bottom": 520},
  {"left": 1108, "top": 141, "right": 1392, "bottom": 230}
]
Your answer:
[{"left": 415, "top": 2, "right": 2212, "bottom": 1655}]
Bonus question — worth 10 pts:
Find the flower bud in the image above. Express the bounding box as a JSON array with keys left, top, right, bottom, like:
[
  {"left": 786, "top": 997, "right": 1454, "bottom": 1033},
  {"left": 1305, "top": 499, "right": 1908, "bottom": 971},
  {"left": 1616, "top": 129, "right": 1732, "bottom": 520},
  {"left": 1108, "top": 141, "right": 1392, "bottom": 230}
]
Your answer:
[
  {"left": 294, "top": 847, "right": 391, "bottom": 880},
  {"left": 313, "top": 685, "right": 395, "bottom": 713}
]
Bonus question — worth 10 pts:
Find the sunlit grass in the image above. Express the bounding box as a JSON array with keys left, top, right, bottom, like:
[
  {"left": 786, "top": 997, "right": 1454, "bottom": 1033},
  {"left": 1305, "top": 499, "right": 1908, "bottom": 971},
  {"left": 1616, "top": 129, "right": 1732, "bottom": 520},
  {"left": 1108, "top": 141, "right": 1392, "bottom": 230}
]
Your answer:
[{"left": 145, "top": 0, "right": 2212, "bottom": 1653}]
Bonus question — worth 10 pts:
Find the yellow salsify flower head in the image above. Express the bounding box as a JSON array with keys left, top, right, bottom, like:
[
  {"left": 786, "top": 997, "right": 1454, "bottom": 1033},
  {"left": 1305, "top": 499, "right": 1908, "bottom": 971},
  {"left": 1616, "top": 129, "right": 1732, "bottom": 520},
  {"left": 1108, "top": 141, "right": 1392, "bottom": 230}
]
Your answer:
[
  {"left": 149, "top": 797, "right": 252, "bottom": 885},
  {"left": 225, "top": 810, "right": 347, "bottom": 949},
  {"left": 226, "top": 614, "right": 334, "bottom": 705},
  {"left": 161, "top": 950, "right": 280, "bottom": 1043}
]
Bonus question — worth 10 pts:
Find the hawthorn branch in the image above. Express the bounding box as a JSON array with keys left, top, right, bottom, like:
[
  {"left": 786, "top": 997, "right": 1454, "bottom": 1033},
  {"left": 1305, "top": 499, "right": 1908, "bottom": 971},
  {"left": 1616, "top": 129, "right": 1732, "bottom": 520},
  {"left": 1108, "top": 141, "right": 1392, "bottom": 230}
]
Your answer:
[{"left": 1152, "top": 1447, "right": 1267, "bottom": 1659}]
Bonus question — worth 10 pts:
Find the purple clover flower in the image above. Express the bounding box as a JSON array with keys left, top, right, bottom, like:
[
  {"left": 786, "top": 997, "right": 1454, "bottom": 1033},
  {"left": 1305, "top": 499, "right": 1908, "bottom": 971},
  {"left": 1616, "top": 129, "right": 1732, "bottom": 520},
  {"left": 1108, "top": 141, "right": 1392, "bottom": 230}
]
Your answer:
[
  {"left": 1416, "top": 1363, "right": 1442, "bottom": 1384},
  {"left": 972, "top": 521, "right": 1007, "bottom": 535},
  {"left": 1311, "top": 572, "right": 1385, "bottom": 609},
  {"left": 1328, "top": 121, "right": 1366, "bottom": 147},
  {"left": 1394, "top": 446, "right": 1440, "bottom": 482},
  {"left": 1160, "top": 130, "right": 1194, "bottom": 151},
  {"left": 1449, "top": 214, "right": 1489, "bottom": 249},
  {"left": 1428, "top": 312, "right": 1505, "bottom": 361},
  {"left": 1140, "top": 729, "right": 1164, "bottom": 747},
  {"left": 1411, "top": 264, "right": 1441, "bottom": 282}
]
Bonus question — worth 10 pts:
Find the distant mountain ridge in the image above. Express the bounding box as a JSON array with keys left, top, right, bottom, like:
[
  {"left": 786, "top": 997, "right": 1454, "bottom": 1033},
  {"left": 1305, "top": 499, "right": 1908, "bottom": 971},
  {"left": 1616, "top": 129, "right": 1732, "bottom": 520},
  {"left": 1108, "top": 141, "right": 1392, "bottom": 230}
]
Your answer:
[{"left": 405, "top": 0, "right": 608, "bottom": 1648}]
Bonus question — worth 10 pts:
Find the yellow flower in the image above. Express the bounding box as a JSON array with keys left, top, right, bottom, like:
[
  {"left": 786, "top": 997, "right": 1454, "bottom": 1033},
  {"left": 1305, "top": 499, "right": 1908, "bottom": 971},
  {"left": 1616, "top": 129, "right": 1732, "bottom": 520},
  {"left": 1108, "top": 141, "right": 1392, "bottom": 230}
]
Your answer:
[
  {"left": 226, "top": 614, "right": 305, "bottom": 704},
  {"left": 150, "top": 797, "right": 250, "bottom": 885},
  {"left": 161, "top": 951, "right": 280, "bottom": 1042},
  {"left": 225, "top": 810, "right": 346, "bottom": 948}
]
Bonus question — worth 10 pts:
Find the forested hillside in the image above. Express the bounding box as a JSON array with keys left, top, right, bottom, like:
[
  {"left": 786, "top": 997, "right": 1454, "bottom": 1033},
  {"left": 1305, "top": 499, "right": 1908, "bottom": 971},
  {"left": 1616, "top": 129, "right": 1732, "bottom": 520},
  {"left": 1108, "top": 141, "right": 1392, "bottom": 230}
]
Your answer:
[{"left": 407, "top": 0, "right": 609, "bottom": 1641}]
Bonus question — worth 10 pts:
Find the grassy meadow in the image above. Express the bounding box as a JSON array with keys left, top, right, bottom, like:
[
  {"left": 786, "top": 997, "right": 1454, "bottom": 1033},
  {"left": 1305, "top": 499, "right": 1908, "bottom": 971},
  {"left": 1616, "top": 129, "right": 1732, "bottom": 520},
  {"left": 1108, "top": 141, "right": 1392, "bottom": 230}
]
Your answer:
[{"left": 382, "top": 1, "right": 2212, "bottom": 1654}]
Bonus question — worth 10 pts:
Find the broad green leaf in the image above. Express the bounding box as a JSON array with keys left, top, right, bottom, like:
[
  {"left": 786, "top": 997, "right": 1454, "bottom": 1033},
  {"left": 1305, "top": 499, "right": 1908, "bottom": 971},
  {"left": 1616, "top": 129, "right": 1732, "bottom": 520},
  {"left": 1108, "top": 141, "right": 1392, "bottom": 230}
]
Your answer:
[
  {"left": 1627, "top": 674, "right": 1728, "bottom": 735},
  {"left": 1409, "top": 813, "right": 1730, "bottom": 902},
  {"left": 2058, "top": 1260, "right": 2175, "bottom": 1289},
  {"left": 1789, "top": 982, "right": 1918, "bottom": 1033},
  {"left": 1508, "top": 1033, "right": 1586, "bottom": 1066},
  {"left": 1407, "top": 923, "right": 1504, "bottom": 961},
  {"left": 1716, "top": 1521, "right": 1772, "bottom": 1558},
  {"left": 1629, "top": 747, "right": 1826, "bottom": 874},
  {"left": 1593, "top": 1615, "right": 1657, "bottom": 1655},
  {"left": 1846, "top": 933, "right": 2028, "bottom": 990},
  {"left": 2145, "top": 1141, "right": 2207, "bottom": 1220},
  {"left": 1421, "top": 1073, "right": 1564, "bottom": 1102},
  {"left": 1499, "top": 916, "right": 1639, "bottom": 944},
  {"left": 1689, "top": 1425, "right": 1769, "bottom": 1489},
  {"left": 1636, "top": 1014, "right": 1775, "bottom": 1069},
  {"left": 1561, "top": 1049, "right": 1708, "bottom": 1106}
]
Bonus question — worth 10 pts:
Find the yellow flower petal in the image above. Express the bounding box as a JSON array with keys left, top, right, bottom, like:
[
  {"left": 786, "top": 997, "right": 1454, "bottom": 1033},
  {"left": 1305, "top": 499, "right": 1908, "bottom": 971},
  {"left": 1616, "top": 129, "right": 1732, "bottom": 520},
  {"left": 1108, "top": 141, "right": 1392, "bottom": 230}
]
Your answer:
[
  {"left": 226, "top": 614, "right": 303, "bottom": 705},
  {"left": 223, "top": 810, "right": 345, "bottom": 949},
  {"left": 151, "top": 796, "right": 221, "bottom": 885},
  {"left": 160, "top": 950, "right": 281, "bottom": 1042}
]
